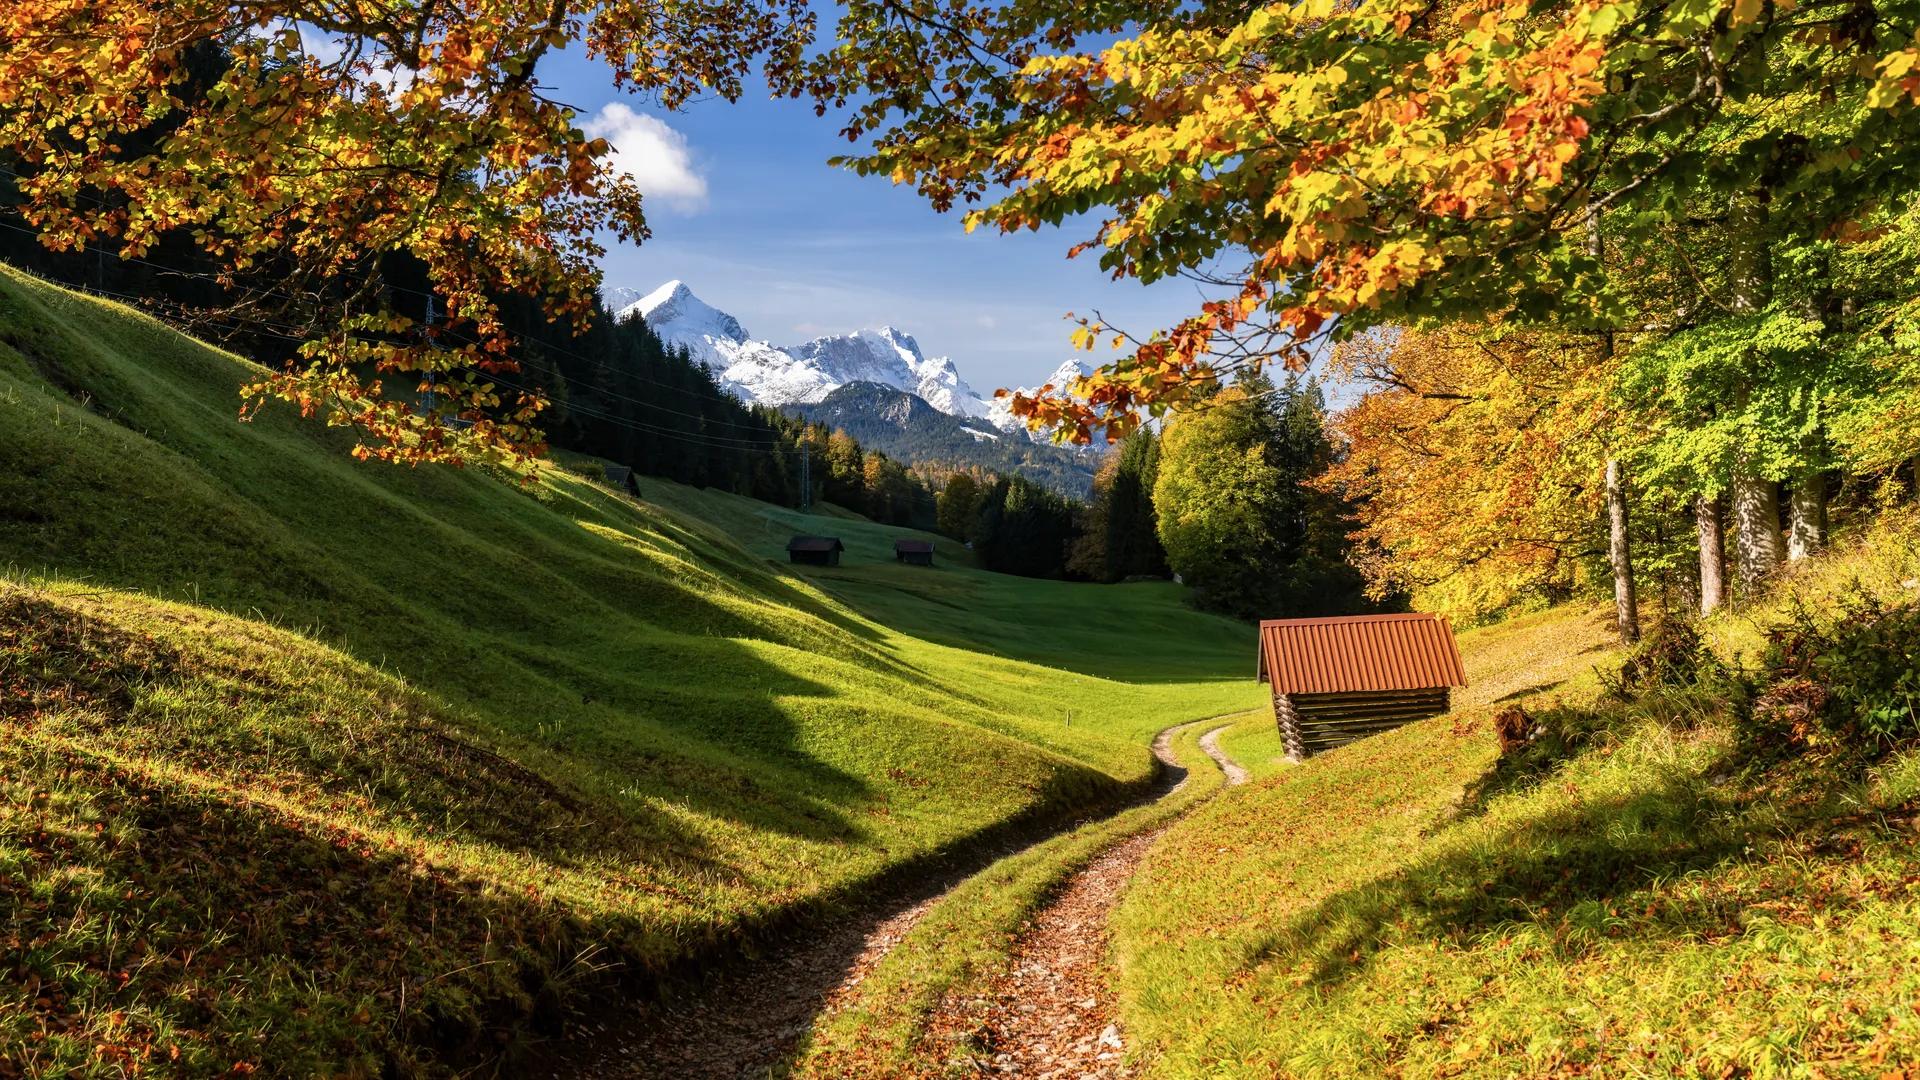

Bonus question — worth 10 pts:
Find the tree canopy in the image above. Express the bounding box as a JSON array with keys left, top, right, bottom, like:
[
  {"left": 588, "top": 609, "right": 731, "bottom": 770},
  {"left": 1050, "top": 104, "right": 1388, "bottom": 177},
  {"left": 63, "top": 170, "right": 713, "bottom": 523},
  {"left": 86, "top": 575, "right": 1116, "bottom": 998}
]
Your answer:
[
  {"left": 815, "top": 0, "right": 1920, "bottom": 441},
  {"left": 1, "top": 0, "right": 810, "bottom": 464}
]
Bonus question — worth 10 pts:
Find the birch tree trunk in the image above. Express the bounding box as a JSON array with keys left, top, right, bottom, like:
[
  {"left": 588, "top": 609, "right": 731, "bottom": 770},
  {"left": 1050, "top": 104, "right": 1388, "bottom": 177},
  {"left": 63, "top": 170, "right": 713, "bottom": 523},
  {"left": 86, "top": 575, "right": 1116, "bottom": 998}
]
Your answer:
[
  {"left": 1696, "top": 494, "right": 1727, "bottom": 616},
  {"left": 1732, "top": 474, "right": 1783, "bottom": 593},
  {"left": 1786, "top": 472, "right": 1826, "bottom": 561},
  {"left": 1606, "top": 459, "right": 1640, "bottom": 644}
]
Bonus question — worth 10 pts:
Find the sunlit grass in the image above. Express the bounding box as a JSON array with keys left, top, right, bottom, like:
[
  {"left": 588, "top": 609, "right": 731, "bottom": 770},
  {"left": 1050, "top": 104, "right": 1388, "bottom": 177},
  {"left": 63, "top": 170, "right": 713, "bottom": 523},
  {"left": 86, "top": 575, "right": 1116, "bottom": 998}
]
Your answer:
[
  {"left": 792, "top": 714, "right": 1259, "bottom": 1079},
  {"left": 0, "top": 264, "right": 1264, "bottom": 1075},
  {"left": 1111, "top": 529, "right": 1920, "bottom": 1078}
]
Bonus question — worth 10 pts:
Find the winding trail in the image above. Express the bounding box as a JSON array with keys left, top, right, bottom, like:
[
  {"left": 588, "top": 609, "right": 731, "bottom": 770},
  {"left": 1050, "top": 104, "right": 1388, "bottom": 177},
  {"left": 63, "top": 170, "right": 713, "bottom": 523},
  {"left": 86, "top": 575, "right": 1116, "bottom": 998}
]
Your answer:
[
  {"left": 536, "top": 718, "right": 1247, "bottom": 1079},
  {"left": 1200, "top": 723, "right": 1251, "bottom": 785},
  {"left": 926, "top": 722, "right": 1249, "bottom": 1077}
]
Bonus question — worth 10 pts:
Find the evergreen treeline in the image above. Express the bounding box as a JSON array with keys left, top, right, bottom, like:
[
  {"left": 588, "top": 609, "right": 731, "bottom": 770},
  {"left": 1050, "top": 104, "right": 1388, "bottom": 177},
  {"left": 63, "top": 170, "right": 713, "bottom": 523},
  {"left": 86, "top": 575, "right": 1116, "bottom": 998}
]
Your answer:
[{"left": 787, "top": 381, "right": 1099, "bottom": 499}]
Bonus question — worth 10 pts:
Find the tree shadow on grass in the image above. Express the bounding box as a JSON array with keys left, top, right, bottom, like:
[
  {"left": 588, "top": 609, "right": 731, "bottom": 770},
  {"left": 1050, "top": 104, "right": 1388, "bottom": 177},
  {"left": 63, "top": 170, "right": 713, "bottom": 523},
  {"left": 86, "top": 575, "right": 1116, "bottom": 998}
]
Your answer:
[
  {"left": 1491, "top": 679, "right": 1565, "bottom": 703},
  {"left": 0, "top": 730, "right": 730, "bottom": 1078},
  {"left": 1240, "top": 753, "right": 1907, "bottom": 997}
]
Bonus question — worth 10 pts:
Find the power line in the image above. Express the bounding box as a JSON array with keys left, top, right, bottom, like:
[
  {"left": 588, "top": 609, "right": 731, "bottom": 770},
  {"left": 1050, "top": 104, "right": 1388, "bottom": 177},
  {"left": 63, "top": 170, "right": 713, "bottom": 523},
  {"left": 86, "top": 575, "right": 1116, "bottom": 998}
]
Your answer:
[
  {"left": 0, "top": 165, "right": 784, "bottom": 424},
  {"left": 0, "top": 238, "right": 808, "bottom": 456},
  {"left": 0, "top": 214, "right": 803, "bottom": 445}
]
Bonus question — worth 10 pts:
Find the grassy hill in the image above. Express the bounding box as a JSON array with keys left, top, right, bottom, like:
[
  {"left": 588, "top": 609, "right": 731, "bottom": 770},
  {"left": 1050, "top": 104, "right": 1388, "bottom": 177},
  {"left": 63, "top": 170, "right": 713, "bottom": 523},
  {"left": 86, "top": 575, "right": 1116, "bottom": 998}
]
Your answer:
[
  {"left": 1112, "top": 515, "right": 1920, "bottom": 1078},
  {"left": 0, "top": 265, "right": 1262, "bottom": 1075}
]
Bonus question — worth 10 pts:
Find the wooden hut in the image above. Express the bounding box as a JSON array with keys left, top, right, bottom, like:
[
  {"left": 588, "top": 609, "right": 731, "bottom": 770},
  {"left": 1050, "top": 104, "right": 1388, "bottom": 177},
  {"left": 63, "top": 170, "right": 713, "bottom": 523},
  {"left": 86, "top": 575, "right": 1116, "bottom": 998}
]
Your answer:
[
  {"left": 603, "top": 465, "right": 641, "bottom": 497},
  {"left": 894, "top": 539, "right": 935, "bottom": 566},
  {"left": 1257, "top": 613, "right": 1466, "bottom": 760},
  {"left": 787, "top": 536, "right": 845, "bottom": 566}
]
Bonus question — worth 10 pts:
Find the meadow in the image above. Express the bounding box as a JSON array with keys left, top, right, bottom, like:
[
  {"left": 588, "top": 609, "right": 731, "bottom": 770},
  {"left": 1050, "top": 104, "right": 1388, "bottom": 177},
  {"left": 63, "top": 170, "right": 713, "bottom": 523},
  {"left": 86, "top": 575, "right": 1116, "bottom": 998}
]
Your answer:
[
  {"left": 0, "top": 265, "right": 1262, "bottom": 1075},
  {"left": 1111, "top": 515, "right": 1920, "bottom": 1078}
]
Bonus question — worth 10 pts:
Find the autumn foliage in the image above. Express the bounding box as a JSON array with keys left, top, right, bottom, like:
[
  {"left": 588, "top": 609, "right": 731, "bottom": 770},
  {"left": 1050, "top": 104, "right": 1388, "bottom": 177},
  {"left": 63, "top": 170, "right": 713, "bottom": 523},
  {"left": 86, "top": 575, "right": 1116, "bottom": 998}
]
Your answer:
[
  {"left": 0, "top": 0, "right": 808, "bottom": 464},
  {"left": 1322, "top": 325, "right": 1617, "bottom": 617},
  {"left": 815, "top": 0, "right": 1920, "bottom": 441}
]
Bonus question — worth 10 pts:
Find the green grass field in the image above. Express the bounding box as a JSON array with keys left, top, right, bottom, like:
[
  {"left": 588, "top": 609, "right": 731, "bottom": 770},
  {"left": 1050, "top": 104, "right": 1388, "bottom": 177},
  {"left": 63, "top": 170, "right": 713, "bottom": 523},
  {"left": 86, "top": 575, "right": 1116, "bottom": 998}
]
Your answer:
[
  {"left": 1111, "top": 519, "right": 1920, "bottom": 1078},
  {"left": 791, "top": 711, "right": 1261, "bottom": 1078},
  {"left": 0, "top": 265, "right": 1262, "bottom": 1075}
]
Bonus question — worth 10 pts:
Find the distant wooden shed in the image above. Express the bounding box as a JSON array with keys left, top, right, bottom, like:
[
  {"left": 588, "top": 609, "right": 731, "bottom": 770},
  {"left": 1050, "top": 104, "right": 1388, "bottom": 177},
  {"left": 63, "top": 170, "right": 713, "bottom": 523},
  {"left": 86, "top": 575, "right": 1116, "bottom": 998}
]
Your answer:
[
  {"left": 787, "top": 536, "right": 845, "bottom": 566},
  {"left": 894, "top": 539, "right": 935, "bottom": 566},
  {"left": 603, "top": 465, "right": 641, "bottom": 497},
  {"left": 1257, "top": 613, "right": 1466, "bottom": 760}
]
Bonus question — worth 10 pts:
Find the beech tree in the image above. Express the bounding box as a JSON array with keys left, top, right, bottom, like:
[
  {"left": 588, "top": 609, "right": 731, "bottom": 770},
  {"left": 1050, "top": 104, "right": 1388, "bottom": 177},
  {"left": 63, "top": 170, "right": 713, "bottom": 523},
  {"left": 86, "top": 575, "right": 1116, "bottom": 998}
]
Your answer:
[
  {"left": 2, "top": 0, "right": 810, "bottom": 464},
  {"left": 1322, "top": 325, "right": 1617, "bottom": 622},
  {"left": 808, "top": 0, "right": 1920, "bottom": 443}
]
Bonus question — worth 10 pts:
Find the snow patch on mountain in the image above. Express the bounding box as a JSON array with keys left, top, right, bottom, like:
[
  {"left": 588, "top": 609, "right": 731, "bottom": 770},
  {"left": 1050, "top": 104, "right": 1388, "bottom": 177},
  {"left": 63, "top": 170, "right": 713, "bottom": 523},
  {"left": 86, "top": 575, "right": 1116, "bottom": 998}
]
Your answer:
[
  {"left": 615, "top": 280, "right": 1017, "bottom": 427},
  {"left": 986, "top": 358, "right": 1091, "bottom": 442}
]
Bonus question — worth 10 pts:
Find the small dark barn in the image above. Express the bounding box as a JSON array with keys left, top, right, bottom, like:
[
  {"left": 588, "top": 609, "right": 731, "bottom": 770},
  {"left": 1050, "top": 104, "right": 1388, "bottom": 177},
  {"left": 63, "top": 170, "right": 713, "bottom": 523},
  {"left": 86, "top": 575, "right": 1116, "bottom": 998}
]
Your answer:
[
  {"left": 894, "top": 539, "right": 935, "bottom": 566},
  {"left": 603, "top": 465, "right": 641, "bottom": 497},
  {"left": 787, "top": 536, "right": 845, "bottom": 567},
  {"left": 1257, "top": 613, "right": 1466, "bottom": 760}
]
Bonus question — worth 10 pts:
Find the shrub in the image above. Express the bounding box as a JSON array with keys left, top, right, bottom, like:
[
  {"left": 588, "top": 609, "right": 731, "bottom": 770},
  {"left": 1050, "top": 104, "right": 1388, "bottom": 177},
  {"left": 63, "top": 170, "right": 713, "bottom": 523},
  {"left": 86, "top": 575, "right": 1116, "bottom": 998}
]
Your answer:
[
  {"left": 1606, "top": 618, "right": 1719, "bottom": 699},
  {"left": 1753, "top": 591, "right": 1920, "bottom": 756}
]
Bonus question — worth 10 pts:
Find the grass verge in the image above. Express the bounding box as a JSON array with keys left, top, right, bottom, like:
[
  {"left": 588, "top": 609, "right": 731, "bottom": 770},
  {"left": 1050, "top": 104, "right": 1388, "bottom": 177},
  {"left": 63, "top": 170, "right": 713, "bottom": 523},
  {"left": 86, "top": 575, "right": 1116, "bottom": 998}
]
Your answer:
[{"left": 790, "top": 713, "right": 1258, "bottom": 1079}]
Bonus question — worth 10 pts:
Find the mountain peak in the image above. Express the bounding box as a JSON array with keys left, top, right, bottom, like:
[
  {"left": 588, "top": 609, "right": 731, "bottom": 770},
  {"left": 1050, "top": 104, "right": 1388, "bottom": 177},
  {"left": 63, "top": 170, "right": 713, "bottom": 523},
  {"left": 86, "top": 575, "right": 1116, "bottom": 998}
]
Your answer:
[
  {"left": 622, "top": 280, "right": 746, "bottom": 346},
  {"left": 615, "top": 279, "right": 1041, "bottom": 434},
  {"left": 1042, "top": 358, "right": 1089, "bottom": 391}
]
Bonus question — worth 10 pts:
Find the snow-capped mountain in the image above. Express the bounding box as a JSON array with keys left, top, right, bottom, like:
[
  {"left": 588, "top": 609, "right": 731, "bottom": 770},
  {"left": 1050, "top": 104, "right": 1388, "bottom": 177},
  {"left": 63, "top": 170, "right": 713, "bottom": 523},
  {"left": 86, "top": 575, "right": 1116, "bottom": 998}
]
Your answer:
[
  {"left": 789, "top": 328, "right": 996, "bottom": 421},
  {"left": 984, "top": 359, "right": 1090, "bottom": 438},
  {"left": 618, "top": 280, "right": 750, "bottom": 372},
  {"left": 613, "top": 281, "right": 1004, "bottom": 426},
  {"left": 598, "top": 284, "right": 648, "bottom": 312}
]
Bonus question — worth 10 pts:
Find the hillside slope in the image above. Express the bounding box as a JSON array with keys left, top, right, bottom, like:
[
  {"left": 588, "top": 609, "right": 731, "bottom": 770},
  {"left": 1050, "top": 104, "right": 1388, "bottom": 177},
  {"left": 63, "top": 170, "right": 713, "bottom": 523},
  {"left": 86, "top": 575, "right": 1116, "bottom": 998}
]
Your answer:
[
  {"left": 1113, "top": 521, "right": 1920, "bottom": 1078},
  {"left": 0, "top": 265, "right": 1261, "bottom": 1075}
]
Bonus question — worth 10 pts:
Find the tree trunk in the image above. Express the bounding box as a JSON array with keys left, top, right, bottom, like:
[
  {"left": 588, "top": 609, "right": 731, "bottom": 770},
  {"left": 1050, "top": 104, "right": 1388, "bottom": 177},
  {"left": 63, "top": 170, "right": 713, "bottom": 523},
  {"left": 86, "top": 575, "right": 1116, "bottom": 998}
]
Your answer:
[
  {"left": 1732, "top": 473, "right": 1783, "bottom": 594},
  {"left": 1695, "top": 494, "right": 1727, "bottom": 616},
  {"left": 1786, "top": 472, "right": 1826, "bottom": 561},
  {"left": 1606, "top": 459, "right": 1640, "bottom": 644},
  {"left": 1728, "top": 192, "right": 1772, "bottom": 313}
]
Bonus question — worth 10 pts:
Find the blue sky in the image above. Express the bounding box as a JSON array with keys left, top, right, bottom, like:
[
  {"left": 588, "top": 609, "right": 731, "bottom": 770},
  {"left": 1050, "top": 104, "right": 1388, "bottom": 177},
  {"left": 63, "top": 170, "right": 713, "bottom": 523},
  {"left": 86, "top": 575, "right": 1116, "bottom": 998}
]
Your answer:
[{"left": 537, "top": 49, "right": 1219, "bottom": 395}]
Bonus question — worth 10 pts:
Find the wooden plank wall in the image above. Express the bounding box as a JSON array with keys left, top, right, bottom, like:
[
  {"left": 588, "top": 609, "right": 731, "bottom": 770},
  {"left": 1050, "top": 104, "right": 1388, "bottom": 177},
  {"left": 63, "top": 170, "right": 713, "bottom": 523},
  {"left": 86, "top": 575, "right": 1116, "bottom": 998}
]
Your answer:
[{"left": 1275, "top": 687, "right": 1450, "bottom": 759}]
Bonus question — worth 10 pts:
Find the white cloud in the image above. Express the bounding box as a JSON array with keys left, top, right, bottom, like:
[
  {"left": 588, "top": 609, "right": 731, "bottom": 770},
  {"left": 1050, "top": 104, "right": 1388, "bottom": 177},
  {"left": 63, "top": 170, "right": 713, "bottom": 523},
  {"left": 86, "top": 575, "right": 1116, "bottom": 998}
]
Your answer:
[
  {"left": 975, "top": 314, "right": 999, "bottom": 331},
  {"left": 582, "top": 103, "right": 708, "bottom": 213}
]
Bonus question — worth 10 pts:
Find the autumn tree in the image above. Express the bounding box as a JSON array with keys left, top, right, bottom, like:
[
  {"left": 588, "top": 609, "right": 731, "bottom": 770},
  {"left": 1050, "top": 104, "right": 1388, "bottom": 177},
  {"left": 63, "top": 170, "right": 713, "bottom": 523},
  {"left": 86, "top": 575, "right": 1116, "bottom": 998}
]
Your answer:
[
  {"left": 936, "top": 472, "right": 982, "bottom": 539},
  {"left": 822, "top": 430, "right": 866, "bottom": 509},
  {"left": 1, "top": 0, "right": 811, "bottom": 464},
  {"left": 1323, "top": 326, "right": 1619, "bottom": 622},
  {"left": 805, "top": 0, "right": 1920, "bottom": 443},
  {"left": 1066, "top": 455, "right": 1120, "bottom": 580}
]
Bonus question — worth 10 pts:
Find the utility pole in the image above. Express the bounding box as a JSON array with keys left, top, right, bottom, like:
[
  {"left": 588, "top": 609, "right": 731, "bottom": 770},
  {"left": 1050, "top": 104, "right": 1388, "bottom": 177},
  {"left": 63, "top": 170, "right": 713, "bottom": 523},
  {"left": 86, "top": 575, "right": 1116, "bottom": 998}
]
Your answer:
[
  {"left": 799, "top": 440, "right": 811, "bottom": 513},
  {"left": 422, "top": 294, "right": 437, "bottom": 415}
]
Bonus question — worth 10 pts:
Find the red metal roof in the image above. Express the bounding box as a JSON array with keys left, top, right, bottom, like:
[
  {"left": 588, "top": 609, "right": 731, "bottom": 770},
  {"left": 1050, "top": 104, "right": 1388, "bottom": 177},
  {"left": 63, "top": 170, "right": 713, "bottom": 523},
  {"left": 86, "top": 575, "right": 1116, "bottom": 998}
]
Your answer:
[{"left": 1257, "top": 613, "right": 1466, "bottom": 695}]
